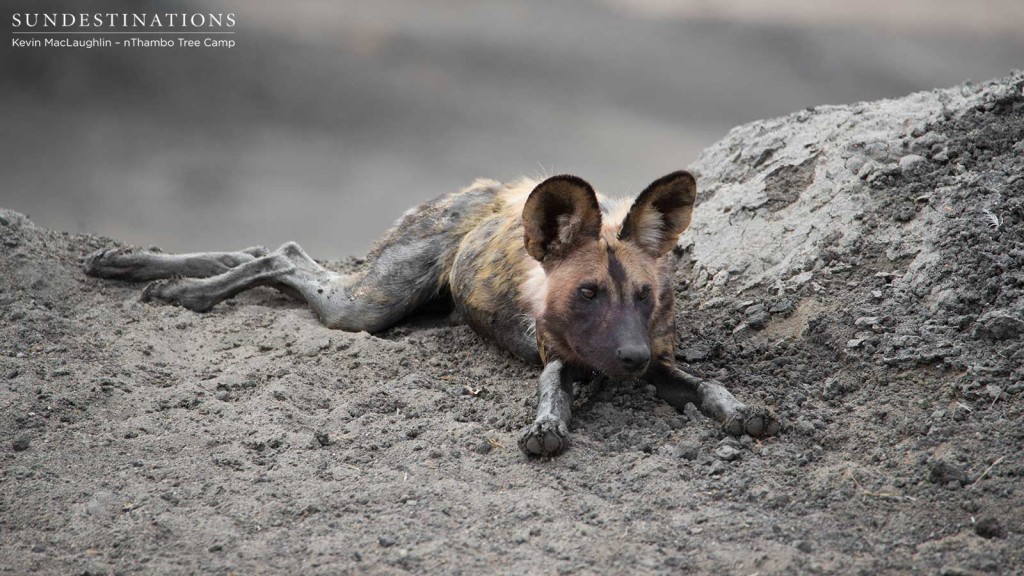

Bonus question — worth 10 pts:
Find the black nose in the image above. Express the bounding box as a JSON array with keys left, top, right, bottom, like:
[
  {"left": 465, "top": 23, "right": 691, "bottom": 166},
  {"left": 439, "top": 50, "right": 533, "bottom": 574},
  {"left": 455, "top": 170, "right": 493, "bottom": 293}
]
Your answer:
[{"left": 616, "top": 345, "right": 650, "bottom": 372}]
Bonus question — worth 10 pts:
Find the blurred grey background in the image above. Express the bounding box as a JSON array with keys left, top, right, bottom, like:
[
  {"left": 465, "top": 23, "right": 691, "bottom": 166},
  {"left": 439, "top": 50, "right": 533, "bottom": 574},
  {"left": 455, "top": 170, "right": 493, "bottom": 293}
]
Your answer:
[{"left": 3, "top": 0, "right": 1022, "bottom": 256}]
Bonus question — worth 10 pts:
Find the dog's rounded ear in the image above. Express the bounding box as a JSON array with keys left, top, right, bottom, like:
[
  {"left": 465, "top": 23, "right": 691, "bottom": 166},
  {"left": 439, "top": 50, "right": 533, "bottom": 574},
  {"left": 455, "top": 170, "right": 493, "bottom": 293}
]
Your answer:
[
  {"left": 619, "top": 171, "right": 696, "bottom": 257},
  {"left": 523, "top": 175, "right": 603, "bottom": 263}
]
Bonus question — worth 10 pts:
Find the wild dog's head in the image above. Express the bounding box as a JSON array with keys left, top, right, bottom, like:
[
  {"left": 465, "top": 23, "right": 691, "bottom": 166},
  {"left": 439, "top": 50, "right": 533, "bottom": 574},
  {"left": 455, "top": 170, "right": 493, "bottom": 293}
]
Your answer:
[{"left": 523, "top": 171, "right": 696, "bottom": 379}]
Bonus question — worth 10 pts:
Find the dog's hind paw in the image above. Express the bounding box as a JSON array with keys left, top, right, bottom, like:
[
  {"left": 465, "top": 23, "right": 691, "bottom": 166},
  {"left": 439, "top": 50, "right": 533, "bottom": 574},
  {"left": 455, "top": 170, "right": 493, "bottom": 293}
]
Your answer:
[
  {"left": 141, "top": 279, "right": 216, "bottom": 313},
  {"left": 84, "top": 247, "right": 141, "bottom": 279},
  {"left": 722, "top": 404, "right": 781, "bottom": 438},
  {"left": 518, "top": 417, "right": 570, "bottom": 457}
]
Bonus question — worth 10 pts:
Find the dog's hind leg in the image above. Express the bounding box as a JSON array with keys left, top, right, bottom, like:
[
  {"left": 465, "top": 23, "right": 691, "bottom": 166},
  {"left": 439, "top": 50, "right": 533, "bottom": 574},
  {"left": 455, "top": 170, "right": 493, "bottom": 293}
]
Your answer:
[
  {"left": 85, "top": 246, "right": 269, "bottom": 281},
  {"left": 95, "top": 179, "right": 503, "bottom": 331},
  {"left": 137, "top": 238, "right": 448, "bottom": 333}
]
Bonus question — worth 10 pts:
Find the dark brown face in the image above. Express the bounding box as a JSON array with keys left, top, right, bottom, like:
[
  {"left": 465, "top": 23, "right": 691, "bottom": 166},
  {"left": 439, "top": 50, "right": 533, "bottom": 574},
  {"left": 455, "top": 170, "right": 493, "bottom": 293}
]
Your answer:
[
  {"left": 523, "top": 171, "right": 696, "bottom": 379},
  {"left": 541, "top": 240, "right": 660, "bottom": 379}
]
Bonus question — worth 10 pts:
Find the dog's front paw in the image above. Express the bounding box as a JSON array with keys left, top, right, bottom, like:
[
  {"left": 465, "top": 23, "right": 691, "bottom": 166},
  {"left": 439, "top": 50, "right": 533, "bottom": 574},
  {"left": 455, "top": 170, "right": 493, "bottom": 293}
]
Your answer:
[
  {"left": 518, "top": 417, "right": 570, "bottom": 457},
  {"left": 142, "top": 279, "right": 215, "bottom": 312},
  {"left": 722, "top": 404, "right": 781, "bottom": 438}
]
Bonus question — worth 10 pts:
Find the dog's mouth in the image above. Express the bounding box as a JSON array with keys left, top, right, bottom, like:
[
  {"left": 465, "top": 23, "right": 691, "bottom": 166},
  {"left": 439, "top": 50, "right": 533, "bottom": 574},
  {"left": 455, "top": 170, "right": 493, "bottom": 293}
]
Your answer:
[{"left": 600, "top": 362, "right": 650, "bottom": 382}]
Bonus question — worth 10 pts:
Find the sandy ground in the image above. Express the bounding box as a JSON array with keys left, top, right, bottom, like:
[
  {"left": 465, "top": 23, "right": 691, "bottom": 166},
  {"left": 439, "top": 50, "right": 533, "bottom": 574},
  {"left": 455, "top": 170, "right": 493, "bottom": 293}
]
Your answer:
[{"left": 2, "top": 75, "right": 1023, "bottom": 574}]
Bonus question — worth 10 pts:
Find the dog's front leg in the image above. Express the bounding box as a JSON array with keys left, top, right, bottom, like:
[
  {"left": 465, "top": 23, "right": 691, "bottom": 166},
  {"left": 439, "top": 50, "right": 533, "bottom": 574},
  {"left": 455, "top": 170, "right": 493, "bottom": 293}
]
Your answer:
[
  {"left": 518, "top": 359, "right": 580, "bottom": 457},
  {"left": 649, "top": 362, "right": 781, "bottom": 438}
]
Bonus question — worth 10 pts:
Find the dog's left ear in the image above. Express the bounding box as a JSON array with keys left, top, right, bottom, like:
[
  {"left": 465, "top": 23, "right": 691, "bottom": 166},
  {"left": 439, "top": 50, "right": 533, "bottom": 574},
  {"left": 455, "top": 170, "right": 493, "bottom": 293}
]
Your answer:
[{"left": 619, "top": 170, "right": 696, "bottom": 257}]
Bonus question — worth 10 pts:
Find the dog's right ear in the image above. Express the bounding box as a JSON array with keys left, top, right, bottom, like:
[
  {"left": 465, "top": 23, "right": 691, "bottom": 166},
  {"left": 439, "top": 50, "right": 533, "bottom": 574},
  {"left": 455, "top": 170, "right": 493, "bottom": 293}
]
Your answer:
[{"left": 523, "top": 175, "right": 603, "bottom": 263}]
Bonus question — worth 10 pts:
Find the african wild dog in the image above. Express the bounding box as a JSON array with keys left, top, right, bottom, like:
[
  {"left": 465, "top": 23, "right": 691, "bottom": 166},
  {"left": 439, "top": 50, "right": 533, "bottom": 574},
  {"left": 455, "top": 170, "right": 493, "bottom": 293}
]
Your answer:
[{"left": 85, "top": 171, "right": 779, "bottom": 456}]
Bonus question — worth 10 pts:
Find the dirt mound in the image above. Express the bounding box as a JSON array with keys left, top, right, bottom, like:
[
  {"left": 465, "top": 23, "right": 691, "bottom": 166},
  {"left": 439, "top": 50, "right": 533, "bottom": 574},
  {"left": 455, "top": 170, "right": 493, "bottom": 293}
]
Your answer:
[{"left": 2, "top": 74, "right": 1022, "bottom": 574}]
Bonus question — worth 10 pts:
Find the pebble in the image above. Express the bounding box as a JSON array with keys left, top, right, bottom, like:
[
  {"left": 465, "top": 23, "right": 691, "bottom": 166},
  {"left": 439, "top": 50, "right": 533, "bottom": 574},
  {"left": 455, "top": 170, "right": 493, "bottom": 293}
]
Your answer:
[
  {"left": 680, "top": 343, "right": 712, "bottom": 362},
  {"left": 898, "top": 154, "right": 927, "bottom": 173},
  {"left": 854, "top": 316, "right": 880, "bottom": 328},
  {"left": 677, "top": 442, "right": 700, "bottom": 461},
  {"left": 972, "top": 311, "right": 1024, "bottom": 340},
  {"left": 378, "top": 535, "right": 397, "bottom": 547},
  {"left": 712, "top": 270, "right": 730, "bottom": 287},
  {"left": 744, "top": 303, "right": 766, "bottom": 316},
  {"left": 714, "top": 445, "right": 741, "bottom": 462},
  {"left": 746, "top": 311, "right": 770, "bottom": 330},
  {"left": 821, "top": 378, "right": 845, "bottom": 400},
  {"left": 790, "top": 271, "right": 813, "bottom": 287},
  {"left": 928, "top": 459, "right": 967, "bottom": 487},
  {"left": 315, "top": 431, "right": 331, "bottom": 447},
  {"left": 974, "top": 516, "right": 1005, "bottom": 539},
  {"left": 12, "top": 437, "right": 29, "bottom": 452}
]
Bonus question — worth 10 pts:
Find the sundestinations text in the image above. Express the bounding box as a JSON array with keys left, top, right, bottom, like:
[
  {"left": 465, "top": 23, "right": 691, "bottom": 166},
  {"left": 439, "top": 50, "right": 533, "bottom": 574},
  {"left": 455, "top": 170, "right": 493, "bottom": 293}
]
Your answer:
[{"left": 11, "top": 13, "right": 236, "bottom": 29}]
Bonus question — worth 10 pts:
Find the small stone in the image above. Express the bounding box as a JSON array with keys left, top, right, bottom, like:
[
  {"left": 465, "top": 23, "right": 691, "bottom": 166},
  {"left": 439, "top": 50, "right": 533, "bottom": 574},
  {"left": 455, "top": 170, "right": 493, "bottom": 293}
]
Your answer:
[
  {"left": 857, "top": 160, "right": 880, "bottom": 180},
  {"left": 790, "top": 271, "right": 813, "bottom": 287},
  {"left": 680, "top": 343, "right": 712, "bottom": 363},
  {"left": 717, "top": 437, "right": 741, "bottom": 449},
  {"left": 473, "top": 440, "right": 492, "bottom": 455},
  {"left": 898, "top": 154, "right": 927, "bottom": 173},
  {"left": 744, "top": 304, "right": 766, "bottom": 316},
  {"left": 794, "top": 540, "right": 813, "bottom": 553},
  {"left": 732, "top": 323, "right": 753, "bottom": 336},
  {"left": 746, "top": 311, "right": 770, "bottom": 330},
  {"left": 712, "top": 270, "right": 730, "bottom": 287},
  {"left": 12, "top": 437, "right": 29, "bottom": 452},
  {"left": 928, "top": 459, "right": 967, "bottom": 487},
  {"left": 985, "top": 385, "right": 1003, "bottom": 401},
  {"left": 768, "top": 493, "right": 790, "bottom": 509},
  {"left": 846, "top": 338, "right": 865, "bottom": 349},
  {"left": 378, "top": 535, "right": 397, "bottom": 547},
  {"left": 972, "top": 311, "right": 1024, "bottom": 341},
  {"left": 821, "top": 378, "right": 845, "bottom": 400},
  {"left": 707, "top": 460, "right": 726, "bottom": 475},
  {"left": 714, "top": 445, "right": 741, "bottom": 462},
  {"left": 208, "top": 544, "right": 223, "bottom": 553},
  {"left": 974, "top": 516, "right": 1005, "bottom": 539},
  {"left": 315, "top": 431, "right": 331, "bottom": 447},
  {"left": 677, "top": 442, "right": 700, "bottom": 461},
  {"left": 693, "top": 269, "right": 709, "bottom": 288}
]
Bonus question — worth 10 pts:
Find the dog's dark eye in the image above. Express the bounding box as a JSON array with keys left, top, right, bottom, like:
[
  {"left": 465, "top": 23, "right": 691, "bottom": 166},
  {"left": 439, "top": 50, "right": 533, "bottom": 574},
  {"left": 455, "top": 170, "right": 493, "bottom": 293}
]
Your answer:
[
  {"left": 637, "top": 286, "right": 651, "bottom": 301},
  {"left": 579, "top": 286, "right": 597, "bottom": 300}
]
